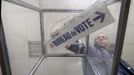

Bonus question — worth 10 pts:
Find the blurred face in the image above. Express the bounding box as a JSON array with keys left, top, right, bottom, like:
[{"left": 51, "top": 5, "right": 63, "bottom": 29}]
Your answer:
[{"left": 95, "top": 33, "right": 109, "bottom": 48}]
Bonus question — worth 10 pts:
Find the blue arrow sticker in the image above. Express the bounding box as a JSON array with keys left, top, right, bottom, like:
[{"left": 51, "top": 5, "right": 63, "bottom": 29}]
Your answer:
[{"left": 93, "top": 11, "right": 105, "bottom": 23}]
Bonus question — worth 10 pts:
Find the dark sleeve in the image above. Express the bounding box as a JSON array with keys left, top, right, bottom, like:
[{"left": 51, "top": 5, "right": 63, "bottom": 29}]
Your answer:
[{"left": 67, "top": 43, "right": 85, "bottom": 54}]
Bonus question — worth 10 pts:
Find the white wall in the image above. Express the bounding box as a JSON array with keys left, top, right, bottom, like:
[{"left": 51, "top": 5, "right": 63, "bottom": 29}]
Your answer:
[
  {"left": 19, "top": 0, "right": 39, "bottom": 7},
  {"left": 41, "top": 0, "right": 97, "bottom": 9}
]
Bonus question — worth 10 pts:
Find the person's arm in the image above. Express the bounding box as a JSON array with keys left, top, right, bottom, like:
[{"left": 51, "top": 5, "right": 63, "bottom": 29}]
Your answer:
[
  {"left": 66, "top": 43, "right": 98, "bottom": 57},
  {"left": 66, "top": 43, "right": 85, "bottom": 54},
  {"left": 86, "top": 44, "right": 98, "bottom": 57}
]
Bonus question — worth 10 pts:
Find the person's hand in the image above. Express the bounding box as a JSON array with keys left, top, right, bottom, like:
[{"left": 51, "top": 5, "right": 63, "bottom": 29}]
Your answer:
[
  {"left": 49, "top": 42, "right": 54, "bottom": 48},
  {"left": 65, "top": 45, "right": 70, "bottom": 49},
  {"left": 50, "top": 29, "right": 61, "bottom": 39},
  {"left": 49, "top": 29, "right": 61, "bottom": 48}
]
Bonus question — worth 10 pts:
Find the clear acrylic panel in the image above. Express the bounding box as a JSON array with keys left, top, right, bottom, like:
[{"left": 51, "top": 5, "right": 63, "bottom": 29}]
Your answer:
[
  {"left": 41, "top": 0, "right": 97, "bottom": 9},
  {"left": 121, "top": 0, "right": 134, "bottom": 68},
  {"left": 34, "top": 57, "right": 83, "bottom": 75},
  {"left": 88, "top": 1, "right": 121, "bottom": 75},
  {"left": 2, "top": 0, "right": 41, "bottom": 75},
  {"left": 2, "top": 0, "right": 126, "bottom": 75},
  {"left": 16, "top": 0, "right": 39, "bottom": 7},
  {"left": 44, "top": 13, "right": 86, "bottom": 53}
]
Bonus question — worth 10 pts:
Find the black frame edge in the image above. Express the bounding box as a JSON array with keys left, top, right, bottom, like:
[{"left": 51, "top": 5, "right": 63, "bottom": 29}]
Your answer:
[
  {"left": 0, "top": 0, "right": 12, "bottom": 75},
  {"left": 111, "top": 0, "right": 131, "bottom": 75}
]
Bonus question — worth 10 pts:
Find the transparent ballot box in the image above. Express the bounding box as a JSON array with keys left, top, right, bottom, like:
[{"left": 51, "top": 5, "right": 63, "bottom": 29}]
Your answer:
[{"left": 1, "top": 0, "right": 131, "bottom": 75}]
